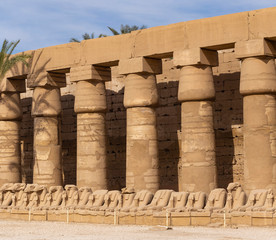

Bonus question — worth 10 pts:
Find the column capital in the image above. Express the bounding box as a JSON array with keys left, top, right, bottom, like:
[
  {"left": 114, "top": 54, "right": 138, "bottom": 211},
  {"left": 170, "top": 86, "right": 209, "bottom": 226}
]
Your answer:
[
  {"left": 235, "top": 39, "right": 276, "bottom": 59},
  {"left": 74, "top": 80, "right": 107, "bottom": 113},
  {"left": 173, "top": 48, "right": 218, "bottom": 67},
  {"left": 70, "top": 65, "right": 111, "bottom": 82},
  {"left": 31, "top": 86, "right": 61, "bottom": 117},
  {"left": 118, "top": 57, "right": 162, "bottom": 75}
]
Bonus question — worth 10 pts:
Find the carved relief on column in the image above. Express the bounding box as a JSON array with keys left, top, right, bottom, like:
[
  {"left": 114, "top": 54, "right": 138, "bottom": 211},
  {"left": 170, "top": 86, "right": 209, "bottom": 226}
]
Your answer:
[
  {"left": 235, "top": 39, "right": 276, "bottom": 193},
  {"left": 173, "top": 48, "right": 218, "bottom": 194},
  {"left": 28, "top": 69, "right": 67, "bottom": 187},
  {"left": 119, "top": 57, "right": 162, "bottom": 193},
  {"left": 0, "top": 78, "right": 25, "bottom": 185},
  {"left": 31, "top": 85, "right": 62, "bottom": 187},
  {"left": 71, "top": 65, "right": 111, "bottom": 190}
]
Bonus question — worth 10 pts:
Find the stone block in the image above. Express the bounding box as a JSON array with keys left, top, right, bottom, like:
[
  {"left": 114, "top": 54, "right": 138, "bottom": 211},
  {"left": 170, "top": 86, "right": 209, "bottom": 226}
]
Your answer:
[
  {"left": 235, "top": 39, "right": 276, "bottom": 59},
  {"left": 248, "top": 7, "right": 276, "bottom": 40},
  {"left": 118, "top": 214, "right": 136, "bottom": 225},
  {"left": 251, "top": 212, "right": 273, "bottom": 226},
  {"left": 119, "top": 57, "right": 162, "bottom": 75},
  {"left": 28, "top": 71, "right": 66, "bottom": 88},
  {"left": 81, "top": 34, "right": 132, "bottom": 65},
  {"left": 190, "top": 211, "right": 211, "bottom": 226},
  {"left": 171, "top": 212, "right": 191, "bottom": 226},
  {"left": 0, "top": 78, "right": 26, "bottom": 93},
  {"left": 174, "top": 48, "right": 218, "bottom": 67},
  {"left": 231, "top": 212, "right": 252, "bottom": 226},
  {"left": 70, "top": 65, "right": 111, "bottom": 82}
]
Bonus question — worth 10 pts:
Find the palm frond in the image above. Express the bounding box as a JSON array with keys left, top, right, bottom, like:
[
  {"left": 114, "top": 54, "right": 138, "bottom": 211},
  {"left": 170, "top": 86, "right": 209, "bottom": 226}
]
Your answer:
[
  {"left": 70, "top": 38, "right": 80, "bottom": 42},
  {"left": 0, "top": 39, "right": 31, "bottom": 81},
  {"left": 109, "top": 24, "right": 147, "bottom": 35},
  {"left": 98, "top": 34, "right": 107, "bottom": 38},
  {"left": 108, "top": 27, "right": 119, "bottom": 35},
  {"left": 82, "top": 33, "right": 91, "bottom": 40}
]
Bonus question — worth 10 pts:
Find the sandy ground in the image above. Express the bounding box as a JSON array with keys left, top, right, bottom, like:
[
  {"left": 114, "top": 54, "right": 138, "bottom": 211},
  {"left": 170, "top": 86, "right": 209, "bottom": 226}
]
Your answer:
[{"left": 0, "top": 220, "right": 275, "bottom": 240}]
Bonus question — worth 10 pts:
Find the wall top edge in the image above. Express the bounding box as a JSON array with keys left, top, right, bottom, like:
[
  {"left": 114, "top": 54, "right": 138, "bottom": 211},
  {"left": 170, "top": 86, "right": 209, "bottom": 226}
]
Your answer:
[{"left": 6, "top": 7, "right": 276, "bottom": 80}]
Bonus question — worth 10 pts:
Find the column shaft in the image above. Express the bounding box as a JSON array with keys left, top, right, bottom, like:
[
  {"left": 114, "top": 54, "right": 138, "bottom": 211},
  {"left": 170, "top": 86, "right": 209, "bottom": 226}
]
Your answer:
[
  {"left": 126, "top": 107, "right": 159, "bottom": 193},
  {"left": 240, "top": 57, "right": 276, "bottom": 192},
  {"left": 0, "top": 121, "right": 21, "bottom": 185},
  {"left": 180, "top": 101, "right": 216, "bottom": 193},
  {"left": 178, "top": 65, "right": 217, "bottom": 193},
  {"left": 32, "top": 86, "right": 62, "bottom": 187},
  {"left": 124, "top": 73, "right": 159, "bottom": 193},
  {"left": 0, "top": 92, "right": 22, "bottom": 185},
  {"left": 75, "top": 80, "right": 107, "bottom": 190},
  {"left": 33, "top": 117, "right": 62, "bottom": 186},
  {"left": 77, "top": 113, "right": 107, "bottom": 189}
]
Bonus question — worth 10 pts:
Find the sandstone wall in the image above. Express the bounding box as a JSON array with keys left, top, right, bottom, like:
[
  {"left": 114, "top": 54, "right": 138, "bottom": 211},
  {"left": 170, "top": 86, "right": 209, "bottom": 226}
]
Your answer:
[{"left": 19, "top": 50, "right": 244, "bottom": 190}]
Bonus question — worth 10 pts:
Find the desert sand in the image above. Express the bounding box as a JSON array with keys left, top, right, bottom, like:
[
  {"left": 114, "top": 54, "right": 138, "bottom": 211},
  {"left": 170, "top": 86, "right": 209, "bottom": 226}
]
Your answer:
[{"left": 0, "top": 220, "right": 275, "bottom": 240}]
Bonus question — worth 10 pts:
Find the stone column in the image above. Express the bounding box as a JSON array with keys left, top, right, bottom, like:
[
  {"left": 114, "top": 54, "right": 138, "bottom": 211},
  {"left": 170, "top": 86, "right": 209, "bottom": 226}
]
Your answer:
[
  {"left": 71, "top": 65, "right": 111, "bottom": 190},
  {"left": 0, "top": 79, "right": 25, "bottom": 185},
  {"left": 235, "top": 39, "right": 276, "bottom": 193},
  {"left": 173, "top": 48, "right": 218, "bottom": 194},
  {"left": 119, "top": 57, "right": 162, "bottom": 193},
  {"left": 31, "top": 86, "right": 62, "bottom": 187}
]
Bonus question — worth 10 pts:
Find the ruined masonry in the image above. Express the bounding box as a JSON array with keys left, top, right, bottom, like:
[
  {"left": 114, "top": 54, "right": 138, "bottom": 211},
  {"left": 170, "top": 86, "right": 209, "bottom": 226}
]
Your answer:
[{"left": 1, "top": 7, "right": 276, "bottom": 226}]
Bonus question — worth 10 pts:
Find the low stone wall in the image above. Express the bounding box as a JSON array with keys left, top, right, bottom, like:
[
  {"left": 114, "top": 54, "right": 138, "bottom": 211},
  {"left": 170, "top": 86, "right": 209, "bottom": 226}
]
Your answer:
[{"left": 0, "top": 209, "right": 275, "bottom": 227}]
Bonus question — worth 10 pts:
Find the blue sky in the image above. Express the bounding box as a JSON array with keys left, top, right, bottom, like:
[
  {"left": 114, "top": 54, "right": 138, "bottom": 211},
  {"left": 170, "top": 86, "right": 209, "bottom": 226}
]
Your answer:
[{"left": 0, "top": 0, "right": 275, "bottom": 53}]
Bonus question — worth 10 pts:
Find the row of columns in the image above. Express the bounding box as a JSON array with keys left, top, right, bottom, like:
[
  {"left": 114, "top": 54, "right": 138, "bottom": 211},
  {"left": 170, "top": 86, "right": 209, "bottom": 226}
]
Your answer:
[{"left": 1, "top": 39, "right": 276, "bottom": 195}]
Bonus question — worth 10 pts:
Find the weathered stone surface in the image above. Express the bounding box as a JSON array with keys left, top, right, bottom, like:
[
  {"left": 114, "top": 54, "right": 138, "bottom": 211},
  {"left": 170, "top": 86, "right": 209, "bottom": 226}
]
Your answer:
[
  {"left": 239, "top": 53, "right": 276, "bottom": 193},
  {"left": 178, "top": 65, "right": 215, "bottom": 102},
  {"left": 0, "top": 121, "right": 21, "bottom": 186},
  {"left": 74, "top": 76, "right": 108, "bottom": 190},
  {"left": 28, "top": 71, "right": 67, "bottom": 88},
  {"left": 243, "top": 94, "right": 276, "bottom": 192},
  {"left": 235, "top": 39, "right": 276, "bottom": 59},
  {"left": 118, "top": 57, "right": 162, "bottom": 75},
  {"left": 74, "top": 80, "right": 107, "bottom": 113},
  {"left": 204, "top": 188, "right": 227, "bottom": 211},
  {"left": 124, "top": 73, "right": 158, "bottom": 108},
  {"left": 126, "top": 107, "right": 159, "bottom": 193},
  {"left": 33, "top": 113, "right": 62, "bottom": 187},
  {"left": 223, "top": 182, "right": 246, "bottom": 212},
  {"left": 0, "top": 79, "right": 26, "bottom": 93},
  {"left": 32, "top": 87, "right": 61, "bottom": 117},
  {"left": 179, "top": 101, "right": 217, "bottom": 193},
  {"left": 177, "top": 61, "right": 217, "bottom": 194},
  {"left": 33, "top": 145, "right": 62, "bottom": 186},
  {"left": 0, "top": 93, "right": 22, "bottom": 120},
  {"left": 240, "top": 57, "right": 276, "bottom": 95},
  {"left": 163, "top": 192, "right": 189, "bottom": 212},
  {"left": 76, "top": 113, "right": 107, "bottom": 190},
  {"left": 174, "top": 48, "right": 218, "bottom": 67},
  {"left": 70, "top": 65, "right": 111, "bottom": 82}
]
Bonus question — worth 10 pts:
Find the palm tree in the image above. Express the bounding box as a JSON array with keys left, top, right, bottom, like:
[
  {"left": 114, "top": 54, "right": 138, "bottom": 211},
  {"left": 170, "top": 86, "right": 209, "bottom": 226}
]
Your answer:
[
  {"left": 108, "top": 24, "right": 147, "bottom": 35},
  {"left": 70, "top": 32, "right": 107, "bottom": 42},
  {"left": 0, "top": 39, "right": 31, "bottom": 82}
]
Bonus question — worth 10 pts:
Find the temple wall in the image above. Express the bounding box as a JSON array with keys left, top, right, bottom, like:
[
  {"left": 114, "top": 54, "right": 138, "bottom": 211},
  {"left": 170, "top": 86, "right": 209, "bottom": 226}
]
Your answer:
[{"left": 19, "top": 50, "right": 244, "bottom": 190}]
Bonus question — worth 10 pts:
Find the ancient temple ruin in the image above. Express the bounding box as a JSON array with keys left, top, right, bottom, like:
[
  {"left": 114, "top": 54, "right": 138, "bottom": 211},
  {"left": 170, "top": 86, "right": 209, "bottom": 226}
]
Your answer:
[{"left": 0, "top": 7, "right": 276, "bottom": 226}]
